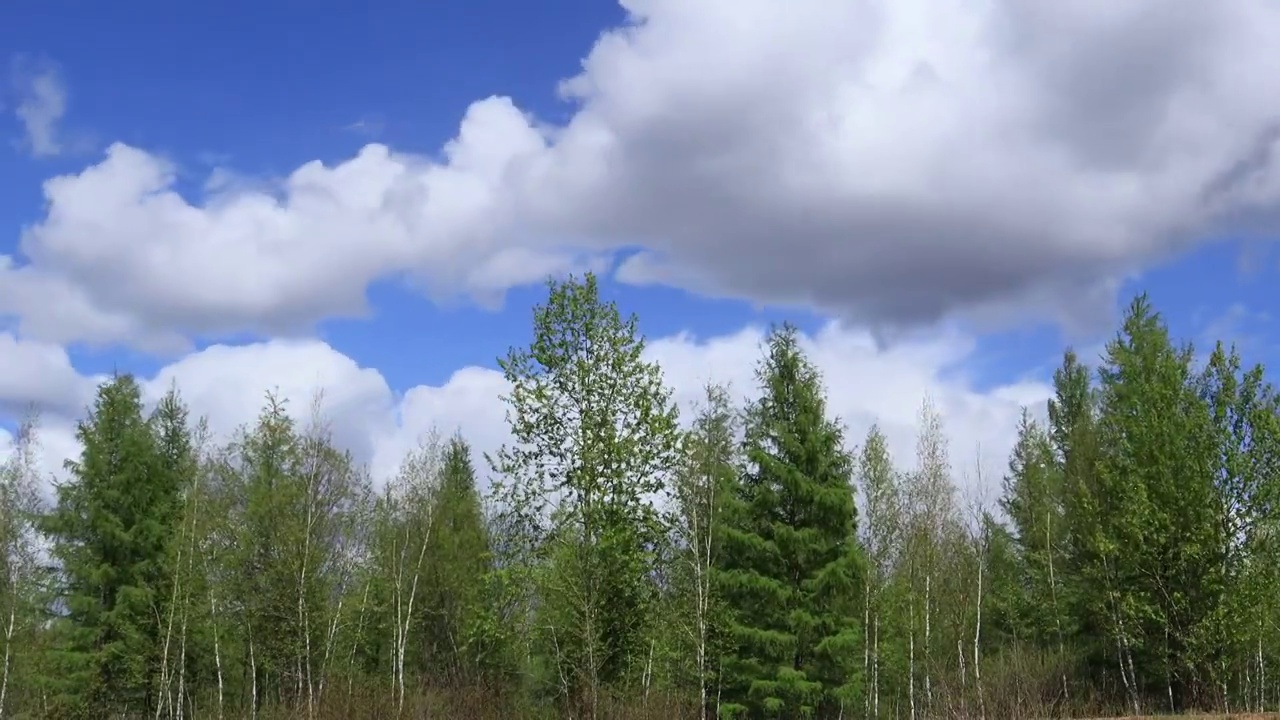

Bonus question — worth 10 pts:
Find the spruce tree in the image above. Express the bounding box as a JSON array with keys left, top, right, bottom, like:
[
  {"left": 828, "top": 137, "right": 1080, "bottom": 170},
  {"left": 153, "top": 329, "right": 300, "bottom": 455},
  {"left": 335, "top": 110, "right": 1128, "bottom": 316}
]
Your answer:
[
  {"left": 44, "top": 374, "right": 176, "bottom": 716},
  {"left": 715, "top": 324, "right": 863, "bottom": 718},
  {"left": 999, "top": 411, "right": 1068, "bottom": 648},
  {"left": 419, "top": 436, "right": 492, "bottom": 685}
]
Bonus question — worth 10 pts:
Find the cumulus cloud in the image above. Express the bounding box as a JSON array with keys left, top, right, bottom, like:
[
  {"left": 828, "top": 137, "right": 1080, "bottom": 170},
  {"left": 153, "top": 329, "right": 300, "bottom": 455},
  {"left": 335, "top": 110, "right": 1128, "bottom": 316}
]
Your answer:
[
  {"left": 4, "top": 0, "right": 1280, "bottom": 347},
  {"left": 11, "top": 60, "right": 67, "bottom": 158},
  {"left": 0, "top": 324, "right": 1049, "bottom": 504},
  {"left": 0, "top": 333, "right": 99, "bottom": 418}
]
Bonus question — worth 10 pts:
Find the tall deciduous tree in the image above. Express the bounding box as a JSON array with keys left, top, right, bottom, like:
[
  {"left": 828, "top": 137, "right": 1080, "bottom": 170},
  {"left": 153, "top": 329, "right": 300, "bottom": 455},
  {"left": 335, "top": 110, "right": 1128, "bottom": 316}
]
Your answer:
[
  {"left": 0, "top": 413, "right": 47, "bottom": 718},
  {"left": 1197, "top": 341, "right": 1280, "bottom": 710},
  {"left": 670, "top": 383, "right": 739, "bottom": 718},
  {"left": 488, "top": 273, "right": 681, "bottom": 718},
  {"left": 859, "top": 424, "right": 901, "bottom": 720}
]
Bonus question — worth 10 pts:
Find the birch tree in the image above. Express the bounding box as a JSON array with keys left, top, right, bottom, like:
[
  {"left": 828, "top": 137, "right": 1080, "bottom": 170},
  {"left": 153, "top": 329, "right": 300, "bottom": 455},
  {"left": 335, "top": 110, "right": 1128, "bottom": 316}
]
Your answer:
[
  {"left": 902, "top": 398, "right": 958, "bottom": 718},
  {"left": 374, "top": 432, "right": 441, "bottom": 714},
  {"left": 670, "top": 383, "right": 737, "bottom": 717},
  {"left": 858, "top": 424, "right": 900, "bottom": 720},
  {"left": 0, "top": 414, "right": 45, "bottom": 718},
  {"left": 488, "top": 273, "right": 681, "bottom": 718}
]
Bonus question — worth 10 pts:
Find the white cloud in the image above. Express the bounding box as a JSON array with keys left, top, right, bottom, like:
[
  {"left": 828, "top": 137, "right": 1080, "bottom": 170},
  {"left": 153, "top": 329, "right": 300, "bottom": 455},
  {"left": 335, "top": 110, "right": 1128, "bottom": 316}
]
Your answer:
[
  {"left": 0, "top": 323, "right": 1048, "bottom": 505},
  {"left": 6, "top": 1, "right": 1280, "bottom": 347},
  {"left": 11, "top": 61, "right": 67, "bottom": 158},
  {"left": 0, "top": 332, "right": 98, "bottom": 418}
]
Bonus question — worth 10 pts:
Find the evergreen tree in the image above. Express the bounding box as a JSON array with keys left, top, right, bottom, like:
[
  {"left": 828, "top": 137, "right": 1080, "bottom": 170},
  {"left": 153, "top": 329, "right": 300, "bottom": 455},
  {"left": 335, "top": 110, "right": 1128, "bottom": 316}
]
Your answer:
[
  {"left": 999, "top": 411, "right": 1068, "bottom": 649},
  {"left": 715, "top": 324, "right": 863, "bottom": 718},
  {"left": 44, "top": 374, "right": 177, "bottom": 716},
  {"left": 419, "top": 436, "right": 492, "bottom": 685},
  {"left": 148, "top": 387, "right": 203, "bottom": 717}
]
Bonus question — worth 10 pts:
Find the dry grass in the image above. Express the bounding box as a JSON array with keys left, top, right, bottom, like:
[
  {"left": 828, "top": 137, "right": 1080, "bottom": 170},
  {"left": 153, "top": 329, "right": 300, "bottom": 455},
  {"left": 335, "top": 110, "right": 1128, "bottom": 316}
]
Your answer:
[{"left": 1080, "top": 715, "right": 1280, "bottom": 720}]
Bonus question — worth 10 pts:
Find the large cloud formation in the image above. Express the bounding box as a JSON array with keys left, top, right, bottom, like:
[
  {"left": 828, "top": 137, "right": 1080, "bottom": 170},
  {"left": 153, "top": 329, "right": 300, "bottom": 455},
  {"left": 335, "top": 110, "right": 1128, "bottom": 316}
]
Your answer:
[
  {"left": 0, "top": 325, "right": 1049, "bottom": 501},
  {"left": 4, "top": 0, "right": 1279, "bottom": 347}
]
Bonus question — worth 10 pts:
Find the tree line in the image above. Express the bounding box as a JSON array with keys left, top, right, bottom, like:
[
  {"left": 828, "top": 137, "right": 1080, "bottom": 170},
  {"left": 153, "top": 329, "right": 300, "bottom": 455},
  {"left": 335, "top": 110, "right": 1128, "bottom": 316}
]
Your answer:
[{"left": 1, "top": 274, "right": 1278, "bottom": 719}]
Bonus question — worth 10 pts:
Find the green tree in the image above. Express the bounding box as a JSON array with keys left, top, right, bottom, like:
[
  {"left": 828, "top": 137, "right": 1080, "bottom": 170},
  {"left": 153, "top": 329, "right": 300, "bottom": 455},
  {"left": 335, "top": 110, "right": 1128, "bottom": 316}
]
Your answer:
[
  {"left": 0, "top": 413, "right": 49, "bottom": 717},
  {"left": 1091, "top": 295, "right": 1221, "bottom": 711},
  {"left": 488, "top": 273, "right": 682, "bottom": 717},
  {"left": 419, "top": 436, "right": 493, "bottom": 686},
  {"left": 999, "top": 411, "right": 1070, "bottom": 654},
  {"left": 669, "top": 383, "right": 739, "bottom": 717},
  {"left": 225, "top": 394, "right": 370, "bottom": 718},
  {"left": 149, "top": 387, "right": 204, "bottom": 718},
  {"left": 1194, "top": 342, "right": 1280, "bottom": 709},
  {"left": 43, "top": 374, "right": 179, "bottom": 716},
  {"left": 715, "top": 324, "right": 864, "bottom": 718},
  {"left": 858, "top": 424, "right": 901, "bottom": 719}
]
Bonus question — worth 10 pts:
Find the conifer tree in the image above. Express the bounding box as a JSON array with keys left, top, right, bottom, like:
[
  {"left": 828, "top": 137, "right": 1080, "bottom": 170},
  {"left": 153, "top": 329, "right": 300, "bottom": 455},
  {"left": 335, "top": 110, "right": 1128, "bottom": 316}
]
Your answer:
[
  {"left": 44, "top": 374, "right": 175, "bottom": 716},
  {"left": 1000, "top": 411, "right": 1068, "bottom": 651},
  {"left": 419, "top": 436, "right": 492, "bottom": 685},
  {"left": 715, "top": 324, "right": 863, "bottom": 718}
]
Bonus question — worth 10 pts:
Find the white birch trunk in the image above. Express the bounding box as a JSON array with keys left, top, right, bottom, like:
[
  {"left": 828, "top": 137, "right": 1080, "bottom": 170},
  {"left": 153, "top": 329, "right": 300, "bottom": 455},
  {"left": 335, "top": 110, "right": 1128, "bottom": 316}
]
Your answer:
[
  {"left": 974, "top": 543, "right": 985, "bottom": 720},
  {"left": 0, "top": 575, "right": 16, "bottom": 720},
  {"left": 908, "top": 597, "right": 917, "bottom": 720}
]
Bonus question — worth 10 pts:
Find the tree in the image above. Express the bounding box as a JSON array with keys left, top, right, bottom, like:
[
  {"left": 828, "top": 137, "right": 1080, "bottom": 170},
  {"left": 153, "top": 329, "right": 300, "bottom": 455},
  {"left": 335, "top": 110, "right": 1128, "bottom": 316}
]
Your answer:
[
  {"left": 225, "top": 394, "right": 370, "bottom": 718},
  {"left": 43, "top": 374, "right": 179, "bottom": 716},
  {"left": 0, "top": 413, "right": 48, "bottom": 718},
  {"left": 900, "top": 398, "right": 960, "bottom": 720},
  {"left": 1000, "top": 412, "right": 1070, "bottom": 655},
  {"left": 488, "top": 273, "right": 682, "bottom": 717},
  {"left": 1090, "top": 295, "right": 1221, "bottom": 711},
  {"left": 372, "top": 432, "right": 441, "bottom": 715},
  {"left": 149, "top": 387, "right": 204, "bottom": 720},
  {"left": 858, "top": 424, "right": 901, "bottom": 719},
  {"left": 669, "top": 383, "right": 739, "bottom": 717},
  {"left": 715, "top": 324, "right": 864, "bottom": 718},
  {"left": 1197, "top": 341, "right": 1280, "bottom": 711},
  {"left": 418, "top": 436, "right": 492, "bottom": 686}
]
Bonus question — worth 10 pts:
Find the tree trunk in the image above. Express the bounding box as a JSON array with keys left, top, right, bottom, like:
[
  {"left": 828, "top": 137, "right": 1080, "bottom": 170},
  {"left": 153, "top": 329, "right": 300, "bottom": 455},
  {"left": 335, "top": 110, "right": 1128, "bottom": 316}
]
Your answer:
[
  {"left": 0, "top": 585, "right": 16, "bottom": 720},
  {"left": 974, "top": 546, "right": 985, "bottom": 720}
]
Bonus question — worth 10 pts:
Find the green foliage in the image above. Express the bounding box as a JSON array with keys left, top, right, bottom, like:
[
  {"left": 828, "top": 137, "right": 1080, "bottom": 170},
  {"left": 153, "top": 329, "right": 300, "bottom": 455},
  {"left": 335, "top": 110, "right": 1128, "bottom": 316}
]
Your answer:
[
  {"left": 14, "top": 284, "right": 1280, "bottom": 719},
  {"left": 420, "top": 436, "right": 493, "bottom": 683},
  {"left": 0, "top": 413, "right": 52, "bottom": 717},
  {"left": 714, "top": 324, "right": 864, "bottom": 718},
  {"left": 40, "top": 375, "right": 184, "bottom": 716},
  {"left": 488, "top": 272, "right": 682, "bottom": 715}
]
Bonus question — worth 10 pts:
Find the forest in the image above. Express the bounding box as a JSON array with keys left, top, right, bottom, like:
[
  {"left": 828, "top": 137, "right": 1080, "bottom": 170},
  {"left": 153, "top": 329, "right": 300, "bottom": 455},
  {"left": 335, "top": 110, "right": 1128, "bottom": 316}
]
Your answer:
[{"left": 1, "top": 273, "right": 1279, "bottom": 720}]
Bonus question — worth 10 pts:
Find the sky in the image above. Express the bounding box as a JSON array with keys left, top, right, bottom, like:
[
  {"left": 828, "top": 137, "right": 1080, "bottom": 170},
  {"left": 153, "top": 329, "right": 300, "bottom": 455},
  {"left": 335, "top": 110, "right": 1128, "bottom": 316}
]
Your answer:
[{"left": 3, "top": 0, "right": 1280, "bottom": 499}]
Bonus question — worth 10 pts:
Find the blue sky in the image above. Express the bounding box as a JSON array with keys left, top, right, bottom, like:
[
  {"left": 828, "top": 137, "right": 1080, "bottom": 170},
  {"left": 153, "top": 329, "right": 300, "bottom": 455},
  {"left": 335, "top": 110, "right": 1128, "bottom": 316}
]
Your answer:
[{"left": 2, "top": 0, "right": 1279, "bottom": 484}]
